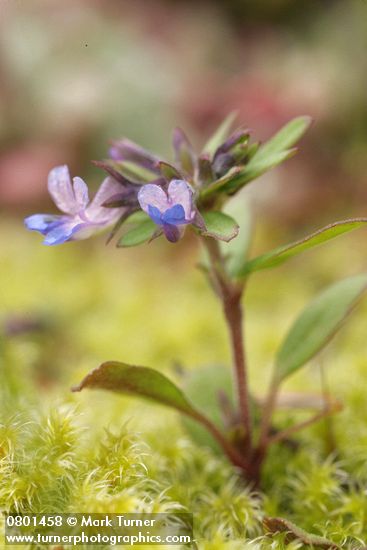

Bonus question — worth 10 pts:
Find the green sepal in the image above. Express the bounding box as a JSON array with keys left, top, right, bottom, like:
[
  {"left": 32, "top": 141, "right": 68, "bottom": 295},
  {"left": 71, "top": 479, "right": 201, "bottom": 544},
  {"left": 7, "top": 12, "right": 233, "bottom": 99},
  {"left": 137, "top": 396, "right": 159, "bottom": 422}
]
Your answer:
[
  {"left": 158, "top": 161, "right": 183, "bottom": 182},
  {"left": 117, "top": 216, "right": 156, "bottom": 247}
]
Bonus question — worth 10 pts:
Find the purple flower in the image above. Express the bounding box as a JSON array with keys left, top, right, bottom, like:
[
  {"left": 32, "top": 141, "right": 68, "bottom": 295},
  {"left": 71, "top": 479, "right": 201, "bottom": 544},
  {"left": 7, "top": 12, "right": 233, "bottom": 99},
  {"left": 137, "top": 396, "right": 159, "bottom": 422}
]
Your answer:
[
  {"left": 24, "top": 166, "right": 130, "bottom": 245},
  {"left": 138, "top": 179, "right": 196, "bottom": 242}
]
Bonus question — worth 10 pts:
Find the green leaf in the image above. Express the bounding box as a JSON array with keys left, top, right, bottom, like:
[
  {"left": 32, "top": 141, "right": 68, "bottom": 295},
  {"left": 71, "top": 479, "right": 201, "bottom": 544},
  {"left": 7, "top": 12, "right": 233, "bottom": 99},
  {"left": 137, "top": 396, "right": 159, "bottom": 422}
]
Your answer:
[
  {"left": 182, "top": 365, "right": 260, "bottom": 452},
  {"left": 182, "top": 365, "right": 235, "bottom": 452},
  {"left": 275, "top": 274, "right": 367, "bottom": 382},
  {"left": 72, "top": 361, "right": 200, "bottom": 418},
  {"left": 255, "top": 116, "right": 312, "bottom": 161},
  {"left": 245, "top": 141, "right": 260, "bottom": 162},
  {"left": 201, "top": 211, "right": 239, "bottom": 242},
  {"left": 236, "top": 218, "right": 367, "bottom": 277},
  {"left": 117, "top": 217, "right": 156, "bottom": 247},
  {"left": 73, "top": 362, "right": 249, "bottom": 470},
  {"left": 221, "top": 198, "right": 252, "bottom": 277},
  {"left": 202, "top": 112, "right": 237, "bottom": 157},
  {"left": 222, "top": 149, "right": 296, "bottom": 194}
]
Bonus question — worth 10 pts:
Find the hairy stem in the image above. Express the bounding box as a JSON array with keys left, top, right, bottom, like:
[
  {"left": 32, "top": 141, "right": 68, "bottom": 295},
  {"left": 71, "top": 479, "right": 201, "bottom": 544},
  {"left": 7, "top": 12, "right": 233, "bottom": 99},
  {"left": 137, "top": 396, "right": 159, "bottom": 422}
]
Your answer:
[{"left": 203, "top": 238, "right": 252, "bottom": 451}]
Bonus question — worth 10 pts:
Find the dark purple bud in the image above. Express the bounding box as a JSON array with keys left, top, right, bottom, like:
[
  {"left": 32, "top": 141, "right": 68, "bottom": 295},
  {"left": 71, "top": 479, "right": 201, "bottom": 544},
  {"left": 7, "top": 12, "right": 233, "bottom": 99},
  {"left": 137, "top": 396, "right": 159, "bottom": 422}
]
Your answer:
[
  {"left": 109, "top": 139, "right": 161, "bottom": 174},
  {"left": 212, "top": 153, "right": 235, "bottom": 178},
  {"left": 172, "top": 128, "right": 196, "bottom": 176},
  {"left": 213, "top": 130, "right": 250, "bottom": 161}
]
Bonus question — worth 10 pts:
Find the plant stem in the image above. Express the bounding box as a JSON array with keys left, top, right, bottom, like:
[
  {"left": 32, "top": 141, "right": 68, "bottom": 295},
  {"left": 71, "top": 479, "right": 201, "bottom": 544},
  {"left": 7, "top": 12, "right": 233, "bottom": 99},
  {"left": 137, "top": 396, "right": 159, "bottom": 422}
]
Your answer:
[
  {"left": 202, "top": 238, "right": 252, "bottom": 451},
  {"left": 266, "top": 401, "right": 343, "bottom": 446},
  {"left": 223, "top": 290, "right": 252, "bottom": 450},
  {"left": 192, "top": 410, "right": 251, "bottom": 473}
]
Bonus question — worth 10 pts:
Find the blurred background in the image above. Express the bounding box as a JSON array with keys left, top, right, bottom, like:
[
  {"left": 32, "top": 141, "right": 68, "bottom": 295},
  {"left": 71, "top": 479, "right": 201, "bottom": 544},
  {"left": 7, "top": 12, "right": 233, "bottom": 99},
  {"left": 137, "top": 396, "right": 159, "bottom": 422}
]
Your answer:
[{"left": 1, "top": 0, "right": 367, "bottom": 442}]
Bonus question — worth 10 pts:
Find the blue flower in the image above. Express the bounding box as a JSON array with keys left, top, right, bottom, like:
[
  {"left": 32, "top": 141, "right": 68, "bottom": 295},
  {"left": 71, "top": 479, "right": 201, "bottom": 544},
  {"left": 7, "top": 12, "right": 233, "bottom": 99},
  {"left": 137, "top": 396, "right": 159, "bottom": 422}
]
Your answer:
[
  {"left": 24, "top": 166, "right": 129, "bottom": 245},
  {"left": 138, "top": 179, "right": 196, "bottom": 242}
]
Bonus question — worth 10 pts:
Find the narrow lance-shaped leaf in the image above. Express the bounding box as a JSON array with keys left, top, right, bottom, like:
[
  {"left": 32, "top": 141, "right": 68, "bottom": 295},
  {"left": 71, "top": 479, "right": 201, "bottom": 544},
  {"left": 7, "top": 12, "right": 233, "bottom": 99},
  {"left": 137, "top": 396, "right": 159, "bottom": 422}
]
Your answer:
[
  {"left": 275, "top": 274, "right": 367, "bottom": 382},
  {"left": 72, "top": 361, "right": 201, "bottom": 418},
  {"left": 236, "top": 218, "right": 367, "bottom": 277},
  {"left": 202, "top": 112, "right": 237, "bottom": 157},
  {"left": 255, "top": 115, "right": 312, "bottom": 161},
  {"left": 222, "top": 149, "right": 296, "bottom": 194},
  {"left": 201, "top": 211, "right": 239, "bottom": 242}
]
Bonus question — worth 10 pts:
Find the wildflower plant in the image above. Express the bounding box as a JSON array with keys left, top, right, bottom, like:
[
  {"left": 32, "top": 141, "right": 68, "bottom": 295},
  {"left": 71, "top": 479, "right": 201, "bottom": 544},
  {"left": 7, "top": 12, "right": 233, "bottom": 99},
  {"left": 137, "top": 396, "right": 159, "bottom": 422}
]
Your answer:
[{"left": 25, "top": 113, "right": 367, "bottom": 486}]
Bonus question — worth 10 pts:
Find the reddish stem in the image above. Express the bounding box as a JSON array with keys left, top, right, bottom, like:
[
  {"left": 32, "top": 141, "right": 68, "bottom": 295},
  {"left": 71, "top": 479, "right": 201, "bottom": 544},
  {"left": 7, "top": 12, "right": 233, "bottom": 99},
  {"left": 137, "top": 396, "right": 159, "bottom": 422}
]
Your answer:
[{"left": 203, "top": 238, "right": 252, "bottom": 452}]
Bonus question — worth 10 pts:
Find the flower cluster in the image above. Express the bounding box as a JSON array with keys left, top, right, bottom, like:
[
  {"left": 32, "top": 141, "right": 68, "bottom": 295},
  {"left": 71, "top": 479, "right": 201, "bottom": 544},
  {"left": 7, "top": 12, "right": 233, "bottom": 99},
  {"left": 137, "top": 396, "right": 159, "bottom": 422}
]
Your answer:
[{"left": 25, "top": 114, "right": 301, "bottom": 246}]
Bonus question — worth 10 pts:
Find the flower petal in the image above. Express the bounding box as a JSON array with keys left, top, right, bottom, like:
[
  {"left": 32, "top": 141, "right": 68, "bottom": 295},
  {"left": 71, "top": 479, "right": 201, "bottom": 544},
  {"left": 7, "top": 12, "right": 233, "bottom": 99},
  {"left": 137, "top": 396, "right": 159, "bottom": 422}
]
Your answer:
[
  {"left": 47, "top": 165, "right": 79, "bottom": 214},
  {"left": 86, "top": 177, "right": 127, "bottom": 223},
  {"left": 24, "top": 214, "right": 61, "bottom": 234},
  {"left": 43, "top": 220, "right": 83, "bottom": 245},
  {"left": 72, "top": 177, "right": 89, "bottom": 209},
  {"left": 147, "top": 205, "right": 163, "bottom": 225},
  {"left": 163, "top": 224, "right": 184, "bottom": 243},
  {"left": 138, "top": 183, "right": 169, "bottom": 215},
  {"left": 167, "top": 179, "right": 194, "bottom": 220},
  {"left": 162, "top": 204, "right": 186, "bottom": 225}
]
